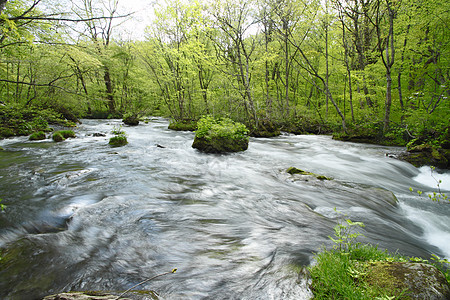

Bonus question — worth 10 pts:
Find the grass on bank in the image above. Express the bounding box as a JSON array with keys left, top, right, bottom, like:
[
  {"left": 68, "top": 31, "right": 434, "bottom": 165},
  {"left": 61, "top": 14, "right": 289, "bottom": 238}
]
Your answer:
[{"left": 309, "top": 211, "right": 450, "bottom": 299}]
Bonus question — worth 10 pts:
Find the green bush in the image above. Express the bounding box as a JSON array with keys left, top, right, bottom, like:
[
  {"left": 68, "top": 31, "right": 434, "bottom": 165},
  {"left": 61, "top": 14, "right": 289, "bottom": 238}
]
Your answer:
[
  {"left": 109, "top": 135, "right": 128, "bottom": 147},
  {"left": 192, "top": 116, "right": 249, "bottom": 153},
  {"left": 195, "top": 115, "right": 249, "bottom": 141},
  {"left": 29, "top": 131, "right": 46, "bottom": 141}
]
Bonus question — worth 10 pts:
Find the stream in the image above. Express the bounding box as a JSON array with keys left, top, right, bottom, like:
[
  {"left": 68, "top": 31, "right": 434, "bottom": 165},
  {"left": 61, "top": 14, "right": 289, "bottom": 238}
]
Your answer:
[{"left": 0, "top": 118, "right": 449, "bottom": 299}]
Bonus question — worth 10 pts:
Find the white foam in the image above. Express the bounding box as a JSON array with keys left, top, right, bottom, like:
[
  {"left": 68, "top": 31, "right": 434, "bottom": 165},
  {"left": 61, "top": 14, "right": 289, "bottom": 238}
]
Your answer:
[
  {"left": 413, "top": 166, "right": 450, "bottom": 191},
  {"left": 402, "top": 203, "right": 450, "bottom": 259}
]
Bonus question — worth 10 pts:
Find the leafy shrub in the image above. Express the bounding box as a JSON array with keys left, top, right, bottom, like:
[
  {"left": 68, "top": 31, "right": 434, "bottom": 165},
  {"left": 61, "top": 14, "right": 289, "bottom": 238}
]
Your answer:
[
  {"left": 192, "top": 116, "right": 249, "bottom": 153},
  {"left": 195, "top": 115, "right": 249, "bottom": 141}
]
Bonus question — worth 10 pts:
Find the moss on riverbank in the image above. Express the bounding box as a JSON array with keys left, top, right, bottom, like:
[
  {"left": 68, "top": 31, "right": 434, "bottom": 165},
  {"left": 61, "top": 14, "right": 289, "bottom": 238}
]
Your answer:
[{"left": 0, "top": 104, "right": 76, "bottom": 139}]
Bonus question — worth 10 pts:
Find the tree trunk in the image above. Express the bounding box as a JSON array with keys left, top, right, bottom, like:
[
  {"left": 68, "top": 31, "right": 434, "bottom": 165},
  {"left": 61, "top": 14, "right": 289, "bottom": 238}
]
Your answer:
[{"left": 103, "top": 67, "right": 115, "bottom": 114}]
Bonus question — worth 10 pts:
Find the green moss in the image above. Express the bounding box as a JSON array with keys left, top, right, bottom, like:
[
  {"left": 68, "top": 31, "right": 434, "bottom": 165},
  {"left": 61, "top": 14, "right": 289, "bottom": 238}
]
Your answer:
[
  {"left": 29, "top": 131, "right": 46, "bottom": 141},
  {"left": 192, "top": 116, "right": 249, "bottom": 153},
  {"left": 109, "top": 135, "right": 128, "bottom": 147},
  {"left": 52, "top": 131, "right": 65, "bottom": 142},
  {"left": 58, "top": 130, "right": 76, "bottom": 139},
  {"left": 169, "top": 120, "right": 198, "bottom": 131},
  {"left": 52, "top": 130, "right": 75, "bottom": 142},
  {"left": 286, "top": 167, "right": 331, "bottom": 180}
]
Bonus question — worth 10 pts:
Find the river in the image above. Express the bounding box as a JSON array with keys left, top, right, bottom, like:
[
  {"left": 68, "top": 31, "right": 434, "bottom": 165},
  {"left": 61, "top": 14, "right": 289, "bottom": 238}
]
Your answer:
[{"left": 0, "top": 118, "right": 449, "bottom": 299}]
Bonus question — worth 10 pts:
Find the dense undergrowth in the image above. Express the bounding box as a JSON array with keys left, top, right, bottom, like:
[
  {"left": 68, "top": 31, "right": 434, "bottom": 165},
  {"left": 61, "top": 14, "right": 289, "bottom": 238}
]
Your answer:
[{"left": 0, "top": 104, "right": 76, "bottom": 138}]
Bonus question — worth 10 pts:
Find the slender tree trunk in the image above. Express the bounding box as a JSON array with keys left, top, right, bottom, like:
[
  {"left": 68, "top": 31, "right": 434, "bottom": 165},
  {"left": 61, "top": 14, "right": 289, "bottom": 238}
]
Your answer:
[
  {"left": 103, "top": 67, "right": 115, "bottom": 113},
  {"left": 382, "top": 1, "right": 395, "bottom": 133}
]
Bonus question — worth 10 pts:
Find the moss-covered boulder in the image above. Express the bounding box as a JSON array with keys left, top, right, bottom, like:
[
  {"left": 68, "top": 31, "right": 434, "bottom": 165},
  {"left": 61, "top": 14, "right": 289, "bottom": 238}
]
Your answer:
[
  {"left": 365, "top": 262, "right": 450, "bottom": 299},
  {"left": 52, "top": 130, "right": 76, "bottom": 142},
  {"left": 123, "top": 114, "right": 139, "bottom": 126},
  {"left": 52, "top": 131, "right": 65, "bottom": 142},
  {"left": 192, "top": 116, "right": 249, "bottom": 153},
  {"left": 29, "top": 131, "right": 46, "bottom": 141},
  {"left": 168, "top": 119, "right": 198, "bottom": 131},
  {"left": 286, "top": 167, "right": 331, "bottom": 180},
  {"left": 398, "top": 140, "right": 449, "bottom": 169},
  {"left": 109, "top": 135, "right": 128, "bottom": 147}
]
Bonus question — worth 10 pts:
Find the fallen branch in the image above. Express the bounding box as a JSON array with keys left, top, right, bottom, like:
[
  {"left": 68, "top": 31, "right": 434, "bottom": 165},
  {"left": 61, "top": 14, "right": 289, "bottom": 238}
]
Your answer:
[{"left": 115, "top": 268, "right": 177, "bottom": 300}]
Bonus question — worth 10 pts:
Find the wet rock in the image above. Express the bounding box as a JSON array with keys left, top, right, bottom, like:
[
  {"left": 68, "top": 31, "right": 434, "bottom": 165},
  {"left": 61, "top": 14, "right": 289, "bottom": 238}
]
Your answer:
[
  {"left": 123, "top": 115, "right": 139, "bottom": 126},
  {"left": 91, "top": 133, "right": 106, "bottom": 137},
  {"left": 192, "top": 136, "right": 248, "bottom": 153},
  {"left": 366, "top": 262, "right": 450, "bottom": 299},
  {"left": 42, "top": 292, "right": 126, "bottom": 300},
  {"left": 286, "top": 167, "right": 331, "bottom": 180},
  {"left": 42, "top": 291, "right": 157, "bottom": 300},
  {"left": 29, "top": 131, "right": 46, "bottom": 141}
]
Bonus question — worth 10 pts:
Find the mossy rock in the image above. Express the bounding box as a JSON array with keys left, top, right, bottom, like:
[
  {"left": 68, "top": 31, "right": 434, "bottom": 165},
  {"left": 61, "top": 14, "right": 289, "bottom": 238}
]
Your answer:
[
  {"left": 29, "top": 131, "right": 46, "bottom": 141},
  {"left": 52, "top": 131, "right": 65, "bottom": 142},
  {"left": 286, "top": 167, "right": 331, "bottom": 180},
  {"left": 52, "top": 130, "right": 75, "bottom": 142},
  {"left": 365, "top": 262, "right": 450, "bottom": 299},
  {"left": 123, "top": 115, "right": 139, "bottom": 126},
  {"left": 400, "top": 143, "right": 449, "bottom": 169},
  {"left": 192, "top": 136, "right": 248, "bottom": 153},
  {"left": 109, "top": 135, "right": 128, "bottom": 147},
  {"left": 192, "top": 116, "right": 249, "bottom": 153},
  {"left": 168, "top": 120, "right": 198, "bottom": 131}
]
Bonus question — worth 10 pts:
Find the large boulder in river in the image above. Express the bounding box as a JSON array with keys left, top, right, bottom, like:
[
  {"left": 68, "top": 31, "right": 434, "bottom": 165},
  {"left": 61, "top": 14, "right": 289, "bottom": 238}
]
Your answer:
[
  {"left": 366, "top": 262, "right": 450, "bottom": 299},
  {"left": 192, "top": 116, "right": 249, "bottom": 153},
  {"left": 123, "top": 114, "right": 139, "bottom": 126}
]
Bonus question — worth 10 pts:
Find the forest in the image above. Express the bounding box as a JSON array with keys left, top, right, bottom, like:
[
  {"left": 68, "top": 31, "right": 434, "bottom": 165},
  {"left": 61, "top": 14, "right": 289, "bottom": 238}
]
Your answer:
[{"left": 0, "top": 0, "right": 449, "bottom": 164}]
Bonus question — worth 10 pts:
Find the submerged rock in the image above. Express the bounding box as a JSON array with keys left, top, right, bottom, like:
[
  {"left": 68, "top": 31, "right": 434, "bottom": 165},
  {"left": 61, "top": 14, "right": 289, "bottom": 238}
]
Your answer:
[
  {"left": 366, "top": 262, "right": 450, "bottom": 299},
  {"left": 42, "top": 292, "right": 124, "bottom": 300},
  {"left": 42, "top": 291, "right": 157, "bottom": 300},
  {"left": 286, "top": 167, "right": 331, "bottom": 180}
]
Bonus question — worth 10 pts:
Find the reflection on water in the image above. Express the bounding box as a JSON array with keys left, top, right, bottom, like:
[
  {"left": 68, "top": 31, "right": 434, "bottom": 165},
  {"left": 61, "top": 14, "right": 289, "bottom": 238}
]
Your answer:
[{"left": 0, "top": 118, "right": 449, "bottom": 299}]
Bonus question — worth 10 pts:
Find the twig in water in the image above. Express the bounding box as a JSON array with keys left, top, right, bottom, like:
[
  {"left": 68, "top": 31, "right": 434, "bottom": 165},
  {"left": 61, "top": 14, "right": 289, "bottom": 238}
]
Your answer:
[{"left": 115, "top": 268, "right": 177, "bottom": 300}]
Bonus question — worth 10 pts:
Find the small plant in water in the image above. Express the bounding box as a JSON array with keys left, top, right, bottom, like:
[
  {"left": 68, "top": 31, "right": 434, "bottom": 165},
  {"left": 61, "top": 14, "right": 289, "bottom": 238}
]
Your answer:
[
  {"left": 111, "top": 125, "right": 125, "bottom": 135},
  {"left": 109, "top": 135, "right": 128, "bottom": 147},
  {"left": 409, "top": 166, "right": 448, "bottom": 203}
]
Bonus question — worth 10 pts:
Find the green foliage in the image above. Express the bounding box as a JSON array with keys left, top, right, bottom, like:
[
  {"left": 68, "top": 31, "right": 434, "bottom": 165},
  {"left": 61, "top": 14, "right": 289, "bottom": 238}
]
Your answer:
[
  {"left": 195, "top": 115, "right": 249, "bottom": 142},
  {"left": 111, "top": 125, "right": 125, "bottom": 135},
  {"left": 168, "top": 120, "right": 198, "bottom": 131},
  {"left": 0, "top": 198, "right": 5, "bottom": 212},
  {"left": 328, "top": 209, "right": 366, "bottom": 252},
  {"left": 409, "top": 166, "right": 449, "bottom": 203},
  {"left": 109, "top": 125, "right": 128, "bottom": 147},
  {"left": 310, "top": 211, "right": 450, "bottom": 299}
]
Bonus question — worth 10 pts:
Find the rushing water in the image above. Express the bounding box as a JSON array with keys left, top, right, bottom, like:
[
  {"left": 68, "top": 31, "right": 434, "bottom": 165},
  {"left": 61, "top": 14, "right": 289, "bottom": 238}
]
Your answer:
[{"left": 0, "top": 118, "right": 449, "bottom": 299}]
